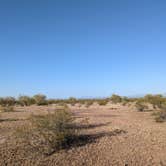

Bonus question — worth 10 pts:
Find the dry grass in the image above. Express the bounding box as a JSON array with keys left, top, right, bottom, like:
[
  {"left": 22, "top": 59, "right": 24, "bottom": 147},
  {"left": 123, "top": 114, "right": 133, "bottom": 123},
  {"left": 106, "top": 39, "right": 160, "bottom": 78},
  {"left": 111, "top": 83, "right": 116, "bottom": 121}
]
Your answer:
[{"left": 0, "top": 106, "right": 15, "bottom": 112}]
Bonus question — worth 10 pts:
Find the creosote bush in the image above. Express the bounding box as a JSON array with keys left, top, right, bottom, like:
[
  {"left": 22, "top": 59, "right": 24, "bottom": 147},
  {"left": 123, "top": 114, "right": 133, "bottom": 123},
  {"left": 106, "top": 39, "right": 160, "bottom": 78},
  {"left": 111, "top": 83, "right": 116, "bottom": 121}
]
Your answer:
[{"left": 16, "top": 109, "right": 77, "bottom": 155}]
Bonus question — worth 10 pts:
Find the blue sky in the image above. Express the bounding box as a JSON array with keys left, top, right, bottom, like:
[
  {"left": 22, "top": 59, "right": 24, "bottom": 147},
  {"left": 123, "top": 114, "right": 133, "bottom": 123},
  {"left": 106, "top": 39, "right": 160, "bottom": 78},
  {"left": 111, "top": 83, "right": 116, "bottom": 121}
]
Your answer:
[{"left": 0, "top": 0, "right": 166, "bottom": 98}]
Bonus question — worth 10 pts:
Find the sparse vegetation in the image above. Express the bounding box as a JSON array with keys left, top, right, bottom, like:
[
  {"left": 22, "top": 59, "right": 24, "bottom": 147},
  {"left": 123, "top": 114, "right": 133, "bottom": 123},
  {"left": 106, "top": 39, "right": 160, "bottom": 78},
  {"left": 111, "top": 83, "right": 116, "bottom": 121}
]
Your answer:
[
  {"left": 154, "top": 110, "right": 166, "bottom": 122},
  {"left": 144, "top": 94, "right": 164, "bottom": 109},
  {"left": 0, "top": 106, "right": 15, "bottom": 112},
  {"left": 85, "top": 100, "right": 94, "bottom": 108},
  {"left": 135, "top": 102, "right": 149, "bottom": 112},
  {"left": 97, "top": 99, "right": 108, "bottom": 106},
  {"left": 0, "top": 97, "right": 16, "bottom": 107},
  {"left": 1, "top": 93, "right": 166, "bottom": 165},
  {"left": 33, "top": 94, "right": 48, "bottom": 105},
  {"left": 18, "top": 95, "right": 35, "bottom": 106},
  {"left": 67, "top": 97, "right": 77, "bottom": 106},
  {"left": 110, "top": 94, "right": 122, "bottom": 104},
  {"left": 16, "top": 109, "right": 77, "bottom": 155}
]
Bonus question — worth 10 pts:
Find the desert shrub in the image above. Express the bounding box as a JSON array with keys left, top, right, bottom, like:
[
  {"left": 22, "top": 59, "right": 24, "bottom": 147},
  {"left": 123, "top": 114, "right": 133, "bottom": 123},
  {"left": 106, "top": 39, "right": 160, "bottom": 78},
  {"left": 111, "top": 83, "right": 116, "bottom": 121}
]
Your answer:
[
  {"left": 144, "top": 94, "right": 165, "bottom": 109},
  {"left": 48, "top": 99, "right": 68, "bottom": 105},
  {"left": 135, "top": 102, "right": 148, "bottom": 112},
  {"left": 18, "top": 96, "right": 35, "bottom": 106},
  {"left": 78, "top": 99, "right": 86, "bottom": 105},
  {"left": 0, "top": 98, "right": 5, "bottom": 106},
  {"left": 110, "top": 94, "right": 122, "bottom": 104},
  {"left": 154, "top": 110, "right": 166, "bottom": 122},
  {"left": 0, "top": 97, "right": 16, "bottom": 107},
  {"left": 98, "top": 100, "right": 108, "bottom": 106},
  {"left": 5, "top": 97, "right": 16, "bottom": 106},
  {"left": 122, "top": 101, "right": 127, "bottom": 106},
  {"left": 33, "top": 94, "right": 47, "bottom": 105},
  {"left": 160, "top": 102, "right": 166, "bottom": 110},
  {"left": 85, "top": 100, "right": 94, "bottom": 108},
  {"left": 16, "top": 109, "right": 76, "bottom": 155},
  {"left": 121, "top": 97, "right": 130, "bottom": 105},
  {"left": 67, "top": 97, "right": 77, "bottom": 106},
  {"left": 0, "top": 106, "right": 2, "bottom": 113},
  {"left": 128, "top": 97, "right": 140, "bottom": 102},
  {"left": 57, "top": 102, "right": 66, "bottom": 107},
  {"left": 47, "top": 99, "right": 57, "bottom": 105}
]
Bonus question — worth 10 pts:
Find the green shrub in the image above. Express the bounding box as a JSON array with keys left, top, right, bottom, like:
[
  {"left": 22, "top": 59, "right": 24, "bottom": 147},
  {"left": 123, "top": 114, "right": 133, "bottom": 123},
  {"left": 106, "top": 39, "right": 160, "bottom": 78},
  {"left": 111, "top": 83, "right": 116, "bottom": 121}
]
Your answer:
[{"left": 16, "top": 109, "right": 76, "bottom": 155}]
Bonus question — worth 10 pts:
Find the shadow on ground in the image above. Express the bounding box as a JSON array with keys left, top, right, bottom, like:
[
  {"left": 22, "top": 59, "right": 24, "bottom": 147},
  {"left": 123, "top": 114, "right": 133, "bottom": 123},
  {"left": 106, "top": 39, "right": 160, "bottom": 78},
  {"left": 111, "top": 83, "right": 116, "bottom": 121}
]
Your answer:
[
  {"left": 75, "top": 122, "right": 112, "bottom": 129},
  {"left": 0, "top": 118, "right": 24, "bottom": 122},
  {"left": 49, "top": 128, "right": 127, "bottom": 156}
]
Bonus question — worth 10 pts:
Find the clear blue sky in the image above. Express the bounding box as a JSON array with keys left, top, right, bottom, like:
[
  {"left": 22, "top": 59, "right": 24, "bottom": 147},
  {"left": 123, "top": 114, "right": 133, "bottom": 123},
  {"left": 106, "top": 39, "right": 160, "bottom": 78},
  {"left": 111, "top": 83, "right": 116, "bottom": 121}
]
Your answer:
[{"left": 0, "top": 0, "right": 166, "bottom": 98}]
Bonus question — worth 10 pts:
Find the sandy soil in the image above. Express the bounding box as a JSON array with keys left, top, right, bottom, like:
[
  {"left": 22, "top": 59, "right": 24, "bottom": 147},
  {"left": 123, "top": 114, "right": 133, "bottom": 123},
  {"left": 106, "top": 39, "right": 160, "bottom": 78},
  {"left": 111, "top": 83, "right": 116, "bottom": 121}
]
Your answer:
[{"left": 0, "top": 104, "right": 166, "bottom": 166}]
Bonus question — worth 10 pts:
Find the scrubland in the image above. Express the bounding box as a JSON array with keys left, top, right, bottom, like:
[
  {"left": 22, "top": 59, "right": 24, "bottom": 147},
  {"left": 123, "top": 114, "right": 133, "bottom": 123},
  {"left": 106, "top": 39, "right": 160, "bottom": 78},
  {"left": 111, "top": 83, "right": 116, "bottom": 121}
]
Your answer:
[{"left": 1, "top": 94, "right": 166, "bottom": 165}]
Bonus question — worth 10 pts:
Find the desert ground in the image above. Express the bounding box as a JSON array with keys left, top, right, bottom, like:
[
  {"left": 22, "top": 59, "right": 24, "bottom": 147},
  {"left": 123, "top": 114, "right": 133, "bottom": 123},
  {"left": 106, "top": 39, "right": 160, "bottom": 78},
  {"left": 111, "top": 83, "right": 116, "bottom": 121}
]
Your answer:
[{"left": 1, "top": 103, "right": 166, "bottom": 166}]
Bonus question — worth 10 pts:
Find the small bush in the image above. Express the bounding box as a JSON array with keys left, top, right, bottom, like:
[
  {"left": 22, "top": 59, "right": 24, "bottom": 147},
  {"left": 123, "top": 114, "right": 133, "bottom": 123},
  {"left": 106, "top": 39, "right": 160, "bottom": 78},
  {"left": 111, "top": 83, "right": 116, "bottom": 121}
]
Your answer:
[
  {"left": 154, "top": 111, "right": 166, "bottom": 122},
  {"left": 122, "top": 101, "right": 128, "bottom": 106},
  {"left": 0, "top": 97, "right": 16, "bottom": 107},
  {"left": 16, "top": 109, "right": 76, "bottom": 155},
  {"left": 122, "top": 97, "right": 130, "bottom": 106},
  {"left": 85, "top": 101, "right": 94, "bottom": 108},
  {"left": 110, "top": 94, "right": 122, "bottom": 104},
  {"left": 98, "top": 100, "right": 108, "bottom": 106},
  {"left": 58, "top": 102, "right": 69, "bottom": 109},
  {"left": 33, "top": 94, "right": 47, "bottom": 105},
  {"left": 135, "top": 102, "right": 148, "bottom": 112},
  {"left": 18, "top": 96, "right": 35, "bottom": 106},
  {"left": 67, "top": 97, "right": 77, "bottom": 106},
  {"left": 144, "top": 94, "right": 164, "bottom": 109}
]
